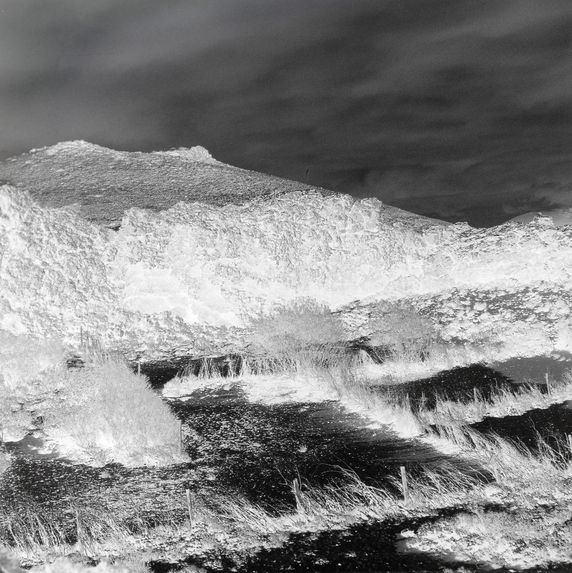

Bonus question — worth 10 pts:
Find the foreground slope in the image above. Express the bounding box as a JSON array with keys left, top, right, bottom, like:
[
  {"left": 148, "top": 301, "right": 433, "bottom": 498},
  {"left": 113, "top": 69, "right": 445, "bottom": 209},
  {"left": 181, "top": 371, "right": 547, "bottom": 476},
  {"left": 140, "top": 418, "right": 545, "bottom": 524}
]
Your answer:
[{"left": 0, "top": 142, "right": 571, "bottom": 362}]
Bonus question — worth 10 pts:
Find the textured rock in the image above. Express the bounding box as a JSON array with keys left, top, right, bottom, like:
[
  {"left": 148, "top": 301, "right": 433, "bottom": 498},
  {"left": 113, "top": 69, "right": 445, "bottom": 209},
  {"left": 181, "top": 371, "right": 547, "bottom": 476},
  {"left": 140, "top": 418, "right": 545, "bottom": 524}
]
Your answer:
[{"left": 1, "top": 142, "right": 571, "bottom": 361}]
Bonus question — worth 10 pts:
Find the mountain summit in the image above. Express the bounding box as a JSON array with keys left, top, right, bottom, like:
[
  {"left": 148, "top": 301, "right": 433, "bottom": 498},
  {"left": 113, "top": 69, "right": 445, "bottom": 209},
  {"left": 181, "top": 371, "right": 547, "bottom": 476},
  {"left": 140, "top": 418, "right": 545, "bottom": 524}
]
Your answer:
[{"left": 0, "top": 140, "right": 442, "bottom": 230}]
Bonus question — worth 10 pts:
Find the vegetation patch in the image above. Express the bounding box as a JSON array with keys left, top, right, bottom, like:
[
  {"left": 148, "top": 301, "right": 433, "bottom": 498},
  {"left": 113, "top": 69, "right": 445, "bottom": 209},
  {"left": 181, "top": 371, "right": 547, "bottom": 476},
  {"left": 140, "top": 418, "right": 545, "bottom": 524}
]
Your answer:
[
  {"left": 42, "top": 359, "right": 185, "bottom": 466},
  {"left": 402, "top": 507, "right": 572, "bottom": 570}
]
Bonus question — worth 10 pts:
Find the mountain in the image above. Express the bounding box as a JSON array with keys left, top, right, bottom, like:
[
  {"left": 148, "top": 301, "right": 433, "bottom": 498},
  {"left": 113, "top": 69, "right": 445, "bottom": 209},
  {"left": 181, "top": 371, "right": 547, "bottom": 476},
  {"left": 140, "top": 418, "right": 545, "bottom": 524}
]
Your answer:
[
  {"left": 0, "top": 140, "right": 322, "bottom": 229},
  {"left": 0, "top": 142, "right": 571, "bottom": 363},
  {"left": 0, "top": 140, "right": 442, "bottom": 230}
]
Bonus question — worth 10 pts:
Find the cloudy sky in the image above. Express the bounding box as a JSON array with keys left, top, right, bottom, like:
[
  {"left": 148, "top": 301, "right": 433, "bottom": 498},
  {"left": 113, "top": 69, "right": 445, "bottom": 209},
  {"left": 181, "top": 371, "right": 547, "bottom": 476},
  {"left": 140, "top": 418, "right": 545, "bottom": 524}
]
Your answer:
[{"left": 1, "top": 0, "right": 571, "bottom": 225}]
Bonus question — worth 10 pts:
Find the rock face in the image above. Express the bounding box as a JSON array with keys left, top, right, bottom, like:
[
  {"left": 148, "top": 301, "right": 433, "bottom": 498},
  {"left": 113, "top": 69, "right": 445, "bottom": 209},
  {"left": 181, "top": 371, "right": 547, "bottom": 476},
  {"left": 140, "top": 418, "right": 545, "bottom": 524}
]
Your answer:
[{"left": 0, "top": 142, "right": 571, "bottom": 361}]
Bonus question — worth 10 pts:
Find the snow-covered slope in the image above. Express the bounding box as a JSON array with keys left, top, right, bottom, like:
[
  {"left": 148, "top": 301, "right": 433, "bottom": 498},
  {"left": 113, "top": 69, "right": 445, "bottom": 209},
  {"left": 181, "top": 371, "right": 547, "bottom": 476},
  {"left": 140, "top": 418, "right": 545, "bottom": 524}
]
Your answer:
[{"left": 1, "top": 142, "right": 571, "bottom": 361}]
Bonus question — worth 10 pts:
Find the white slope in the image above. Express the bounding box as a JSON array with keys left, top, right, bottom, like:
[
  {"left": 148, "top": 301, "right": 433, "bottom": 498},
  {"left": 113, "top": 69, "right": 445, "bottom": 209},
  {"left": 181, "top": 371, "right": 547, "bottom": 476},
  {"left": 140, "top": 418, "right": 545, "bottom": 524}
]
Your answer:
[
  {"left": 510, "top": 209, "right": 572, "bottom": 227},
  {"left": 0, "top": 142, "right": 571, "bottom": 363}
]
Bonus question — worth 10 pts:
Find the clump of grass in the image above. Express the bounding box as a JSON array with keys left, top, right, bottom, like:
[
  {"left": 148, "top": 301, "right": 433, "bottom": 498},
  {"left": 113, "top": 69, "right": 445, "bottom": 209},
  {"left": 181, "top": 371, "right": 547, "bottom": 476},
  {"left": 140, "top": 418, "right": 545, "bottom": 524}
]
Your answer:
[
  {"left": 401, "top": 427, "right": 572, "bottom": 569},
  {"left": 244, "top": 297, "right": 350, "bottom": 375},
  {"left": 194, "top": 464, "right": 486, "bottom": 541},
  {"left": 248, "top": 297, "right": 346, "bottom": 352},
  {"left": 298, "top": 464, "right": 486, "bottom": 521},
  {"left": 42, "top": 359, "right": 185, "bottom": 466},
  {"left": 403, "top": 506, "right": 572, "bottom": 570},
  {"left": 360, "top": 342, "right": 500, "bottom": 387},
  {"left": 364, "top": 304, "right": 440, "bottom": 363}
]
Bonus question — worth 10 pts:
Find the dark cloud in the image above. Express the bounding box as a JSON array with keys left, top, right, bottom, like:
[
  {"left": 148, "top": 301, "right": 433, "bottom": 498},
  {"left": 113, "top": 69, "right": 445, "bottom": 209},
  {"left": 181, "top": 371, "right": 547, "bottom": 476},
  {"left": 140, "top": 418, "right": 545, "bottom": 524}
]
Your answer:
[{"left": 0, "top": 0, "right": 571, "bottom": 225}]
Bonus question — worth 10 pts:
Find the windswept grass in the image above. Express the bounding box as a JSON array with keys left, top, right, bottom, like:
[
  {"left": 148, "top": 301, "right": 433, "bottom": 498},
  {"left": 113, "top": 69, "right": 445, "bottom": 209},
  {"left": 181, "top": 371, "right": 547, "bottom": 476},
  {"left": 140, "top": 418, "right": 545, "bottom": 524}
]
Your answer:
[
  {"left": 0, "top": 492, "right": 186, "bottom": 567},
  {"left": 426, "top": 425, "right": 572, "bottom": 494},
  {"left": 164, "top": 348, "right": 422, "bottom": 438},
  {"left": 414, "top": 370, "right": 572, "bottom": 426},
  {"left": 360, "top": 343, "right": 501, "bottom": 387},
  {"left": 401, "top": 426, "right": 572, "bottom": 569},
  {"left": 2, "top": 421, "right": 570, "bottom": 569},
  {"left": 0, "top": 463, "right": 487, "bottom": 568}
]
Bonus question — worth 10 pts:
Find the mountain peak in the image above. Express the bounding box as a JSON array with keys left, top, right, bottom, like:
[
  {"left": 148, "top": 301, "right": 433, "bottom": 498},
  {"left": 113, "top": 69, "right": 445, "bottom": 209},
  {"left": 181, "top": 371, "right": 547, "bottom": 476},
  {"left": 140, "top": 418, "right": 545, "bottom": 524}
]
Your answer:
[
  {"left": 0, "top": 141, "right": 324, "bottom": 227},
  {"left": 30, "top": 139, "right": 111, "bottom": 156}
]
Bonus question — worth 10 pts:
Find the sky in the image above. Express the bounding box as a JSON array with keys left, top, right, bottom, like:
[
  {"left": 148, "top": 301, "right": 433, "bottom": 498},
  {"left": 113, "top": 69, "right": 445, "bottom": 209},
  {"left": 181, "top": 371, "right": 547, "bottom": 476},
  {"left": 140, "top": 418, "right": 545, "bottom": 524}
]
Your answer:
[{"left": 0, "top": 0, "right": 571, "bottom": 226}]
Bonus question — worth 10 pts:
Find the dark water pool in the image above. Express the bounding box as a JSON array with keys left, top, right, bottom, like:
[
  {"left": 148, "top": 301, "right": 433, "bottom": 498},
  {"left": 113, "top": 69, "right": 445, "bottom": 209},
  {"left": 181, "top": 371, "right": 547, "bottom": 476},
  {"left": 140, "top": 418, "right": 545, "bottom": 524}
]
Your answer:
[
  {"left": 491, "top": 354, "right": 572, "bottom": 384},
  {"left": 373, "top": 355, "right": 571, "bottom": 412},
  {"left": 471, "top": 401, "right": 572, "bottom": 453},
  {"left": 169, "top": 386, "right": 481, "bottom": 509},
  {"left": 372, "top": 363, "right": 523, "bottom": 411}
]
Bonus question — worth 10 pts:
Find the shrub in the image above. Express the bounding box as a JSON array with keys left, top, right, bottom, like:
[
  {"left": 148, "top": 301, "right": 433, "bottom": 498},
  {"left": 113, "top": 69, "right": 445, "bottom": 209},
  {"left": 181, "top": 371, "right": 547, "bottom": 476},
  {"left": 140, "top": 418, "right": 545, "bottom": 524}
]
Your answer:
[
  {"left": 366, "top": 304, "right": 438, "bottom": 360},
  {"left": 43, "top": 359, "right": 184, "bottom": 466},
  {"left": 248, "top": 298, "right": 347, "bottom": 357},
  {"left": 245, "top": 297, "right": 350, "bottom": 375}
]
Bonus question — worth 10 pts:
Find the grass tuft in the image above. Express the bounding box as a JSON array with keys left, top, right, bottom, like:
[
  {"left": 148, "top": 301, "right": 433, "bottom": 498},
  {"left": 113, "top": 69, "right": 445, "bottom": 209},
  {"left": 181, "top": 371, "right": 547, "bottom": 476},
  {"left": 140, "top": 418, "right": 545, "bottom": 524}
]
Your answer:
[{"left": 42, "top": 359, "right": 185, "bottom": 466}]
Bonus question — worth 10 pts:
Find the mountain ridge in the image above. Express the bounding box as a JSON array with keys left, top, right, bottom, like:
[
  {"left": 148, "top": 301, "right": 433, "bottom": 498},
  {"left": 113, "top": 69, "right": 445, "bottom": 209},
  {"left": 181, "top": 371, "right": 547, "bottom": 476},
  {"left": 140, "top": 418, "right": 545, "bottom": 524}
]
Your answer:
[
  {"left": 0, "top": 142, "right": 570, "bottom": 364},
  {"left": 0, "top": 140, "right": 448, "bottom": 229}
]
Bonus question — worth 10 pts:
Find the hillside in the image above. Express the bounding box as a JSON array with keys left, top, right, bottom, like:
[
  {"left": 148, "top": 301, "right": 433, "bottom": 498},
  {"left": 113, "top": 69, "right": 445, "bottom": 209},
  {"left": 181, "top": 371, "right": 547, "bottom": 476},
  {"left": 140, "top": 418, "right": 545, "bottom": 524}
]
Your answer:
[{"left": 0, "top": 142, "right": 571, "bottom": 363}]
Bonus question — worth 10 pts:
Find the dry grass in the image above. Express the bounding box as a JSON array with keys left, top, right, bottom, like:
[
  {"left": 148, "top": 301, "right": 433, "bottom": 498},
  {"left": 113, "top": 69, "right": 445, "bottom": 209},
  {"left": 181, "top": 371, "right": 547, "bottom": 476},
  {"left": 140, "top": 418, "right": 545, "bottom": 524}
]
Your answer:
[
  {"left": 0, "top": 460, "right": 486, "bottom": 568},
  {"left": 401, "top": 426, "right": 572, "bottom": 569},
  {"left": 360, "top": 343, "right": 501, "bottom": 387},
  {"left": 0, "top": 493, "right": 187, "bottom": 568},
  {"left": 426, "top": 424, "right": 572, "bottom": 495},
  {"left": 2, "top": 422, "right": 570, "bottom": 569},
  {"left": 247, "top": 298, "right": 347, "bottom": 358},
  {"left": 411, "top": 370, "right": 572, "bottom": 426},
  {"left": 41, "top": 358, "right": 185, "bottom": 466}
]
